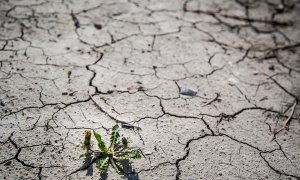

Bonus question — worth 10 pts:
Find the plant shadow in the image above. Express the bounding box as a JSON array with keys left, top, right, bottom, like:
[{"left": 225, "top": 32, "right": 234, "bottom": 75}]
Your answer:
[
  {"left": 81, "top": 156, "right": 139, "bottom": 180},
  {"left": 98, "top": 159, "right": 139, "bottom": 180},
  {"left": 119, "top": 159, "right": 139, "bottom": 180},
  {"left": 81, "top": 153, "right": 94, "bottom": 176}
]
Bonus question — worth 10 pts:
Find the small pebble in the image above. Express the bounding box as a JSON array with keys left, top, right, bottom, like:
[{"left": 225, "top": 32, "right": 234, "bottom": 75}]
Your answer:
[{"left": 180, "top": 89, "right": 197, "bottom": 97}]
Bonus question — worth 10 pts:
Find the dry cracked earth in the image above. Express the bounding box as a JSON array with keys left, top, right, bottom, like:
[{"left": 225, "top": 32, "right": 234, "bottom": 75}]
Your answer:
[{"left": 1, "top": 0, "right": 300, "bottom": 179}]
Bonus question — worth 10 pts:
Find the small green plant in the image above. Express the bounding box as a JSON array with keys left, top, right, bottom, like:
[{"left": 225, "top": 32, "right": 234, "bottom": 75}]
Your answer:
[{"left": 82, "top": 125, "right": 141, "bottom": 174}]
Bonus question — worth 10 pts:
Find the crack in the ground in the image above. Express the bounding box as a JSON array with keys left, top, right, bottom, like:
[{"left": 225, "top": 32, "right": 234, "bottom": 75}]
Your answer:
[{"left": 1, "top": 0, "right": 300, "bottom": 179}]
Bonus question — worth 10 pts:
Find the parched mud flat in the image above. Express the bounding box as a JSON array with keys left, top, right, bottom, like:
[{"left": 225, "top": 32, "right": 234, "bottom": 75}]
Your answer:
[{"left": 0, "top": 0, "right": 300, "bottom": 179}]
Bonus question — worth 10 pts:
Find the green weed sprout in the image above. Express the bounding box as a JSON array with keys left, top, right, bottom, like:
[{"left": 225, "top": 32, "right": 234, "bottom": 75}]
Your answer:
[{"left": 82, "top": 125, "right": 141, "bottom": 174}]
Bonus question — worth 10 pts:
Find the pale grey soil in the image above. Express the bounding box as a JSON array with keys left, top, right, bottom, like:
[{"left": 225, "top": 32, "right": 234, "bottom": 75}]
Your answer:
[{"left": 0, "top": 0, "right": 300, "bottom": 179}]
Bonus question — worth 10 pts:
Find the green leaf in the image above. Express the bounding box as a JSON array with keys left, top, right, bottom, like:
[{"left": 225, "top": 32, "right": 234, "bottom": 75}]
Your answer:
[
  {"left": 117, "top": 149, "right": 141, "bottom": 160},
  {"left": 79, "top": 153, "right": 87, "bottom": 158},
  {"left": 96, "top": 157, "right": 109, "bottom": 173},
  {"left": 110, "top": 158, "right": 123, "bottom": 174},
  {"left": 93, "top": 130, "right": 108, "bottom": 153},
  {"left": 110, "top": 125, "right": 120, "bottom": 149},
  {"left": 84, "top": 138, "right": 91, "bottom": 146},
  {"left": 121, "top": 137, "right": 128, "bottom": 148}
]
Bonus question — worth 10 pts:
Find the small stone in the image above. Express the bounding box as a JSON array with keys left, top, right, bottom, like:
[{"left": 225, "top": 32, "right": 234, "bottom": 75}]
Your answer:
[
  {"left": 112, "top": 13, "right": 122, "bottom": 16},
  {"left": 94, "top": 23, "right": 102, "bottom": 30},
  {"left": 276, "top": 4, "right": 284, "bottom": 13},
  {"left": 180, "top": 89, "right": 197, "bottom": 97},
  {"left": 0, "top": 100, "right": 4, "bottom": 107},
  {"left": 144, "top": 151, "right": 152, "bottom": 155},
  {"left": 4, "top": 161, "right": 11, "bottom": 166},
  {"left": 107, "top": 90, "right": 114, "bottom": 94},
  {"left": 228, "top": 77, "right": 239, "bottom": 86}
]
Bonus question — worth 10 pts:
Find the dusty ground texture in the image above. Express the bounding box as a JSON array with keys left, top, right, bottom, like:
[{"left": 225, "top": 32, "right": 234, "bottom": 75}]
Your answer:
[{"left": 0, "top": 0, "right": 300, "bottom": 179}]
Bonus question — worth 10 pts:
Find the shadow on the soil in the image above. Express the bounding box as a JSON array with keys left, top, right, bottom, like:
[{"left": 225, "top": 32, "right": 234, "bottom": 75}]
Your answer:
[
  {"left": 100, "top": 159, "right": 139, "bottom": 180},
  {"left": 81, "top": 155, "right": 139, "bottom": 180}
]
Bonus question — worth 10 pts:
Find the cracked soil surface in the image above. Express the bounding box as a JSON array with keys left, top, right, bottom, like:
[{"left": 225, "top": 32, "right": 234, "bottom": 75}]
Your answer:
[{"left": 1, "top": 0, "right": 300, "bottom": 179}]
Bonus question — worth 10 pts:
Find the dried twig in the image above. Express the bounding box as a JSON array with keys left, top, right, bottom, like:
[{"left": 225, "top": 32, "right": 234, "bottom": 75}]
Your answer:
[
  {"left": 256, "top": 43, "right": 300, "bottom": 60},
  {"left": 202, "top": 93, "right": 220, "bottom": 107},
  {"left": 275, "top": 101, "right": 297, "bottom": 134}
]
